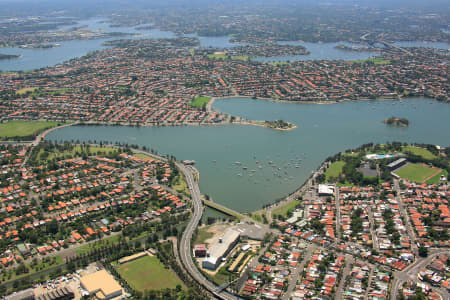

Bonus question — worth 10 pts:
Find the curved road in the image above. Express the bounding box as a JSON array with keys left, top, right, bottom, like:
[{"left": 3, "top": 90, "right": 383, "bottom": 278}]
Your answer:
[
  {"left": 177, "top": 163, "right": 239, "bottom": 300},
  {"left": 131, "top": 148, "right": 238, "bottom": 299}
]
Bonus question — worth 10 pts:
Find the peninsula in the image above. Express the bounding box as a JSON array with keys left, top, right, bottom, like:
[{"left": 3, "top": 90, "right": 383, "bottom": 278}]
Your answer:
[
  {"left": 383, "top": 116, "right": 409, "bottom": 126},
  {"left": 263, "top": 119, "right": 296, "bottom": 130},
  {"left": 0, "top": 53, "right": 20, "bottom": 60}
]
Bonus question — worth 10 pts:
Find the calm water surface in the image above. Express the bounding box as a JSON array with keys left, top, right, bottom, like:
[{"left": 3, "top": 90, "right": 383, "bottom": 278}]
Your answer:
[{"left": 47, "top": 97, "right": 450, "bottom": 212}]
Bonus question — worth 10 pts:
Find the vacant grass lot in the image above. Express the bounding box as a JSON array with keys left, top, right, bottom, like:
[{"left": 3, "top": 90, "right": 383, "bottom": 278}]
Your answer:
[
  {"left": 325, "top": 161, "right": 345, "bottom": 182},
  {"left": 116, "top": 255, "right": 184, "bottom": 292},
  {"left": 249, "top": 209, "right": 268, "bottom": 223},
  {"left": 402, "top": 146, "right": 437, "bottom": 160},
  {"left": 395, "top": 163, "right": 442, "bottom": 183},
  {"left": 190, "top": 96, "right": 211, "bottom": 108},
  {"left": 0, "top": 121, "right": 59, "bottom": 140},
  {"left": 195, "top": 226, "right": 214, "bottom": 245}
]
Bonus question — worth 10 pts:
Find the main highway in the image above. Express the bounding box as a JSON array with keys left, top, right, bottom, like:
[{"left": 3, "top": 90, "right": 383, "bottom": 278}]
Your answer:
[
  {"left": 177, "top": 163, "right": 239, "bottom": 300},
  {"left": 130, "top": 149, "right": 240, "bottom": 299}
]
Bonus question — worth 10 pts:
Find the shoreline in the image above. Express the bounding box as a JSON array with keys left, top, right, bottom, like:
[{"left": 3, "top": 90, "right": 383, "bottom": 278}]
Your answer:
[
  {"left": 18, "top": 94, "right": 445, "bottom": 134},
  {"left": 238, "top": 120, "right": 297, "bottom": 131},
  {"left": 209, "top": 94, "right": 446, "bottom": 110}
]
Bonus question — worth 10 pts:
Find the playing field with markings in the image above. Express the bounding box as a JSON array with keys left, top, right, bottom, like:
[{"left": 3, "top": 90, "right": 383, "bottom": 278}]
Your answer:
[
  {"left": 394, "top": 163, "right": 442, "bottom": 183},
  {"left": 116, "top": 255, "right": 184, "bottom": 292}
]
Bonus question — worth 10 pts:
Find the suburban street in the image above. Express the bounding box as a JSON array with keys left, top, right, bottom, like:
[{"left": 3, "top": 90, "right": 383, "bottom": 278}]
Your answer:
[
  {"left": 393, "top": 179, "right": 418, "bottom": 256},
  {"left": 282, "top": 243, "right": 317, "bottom": 300},
  {"left": 391, "top": 249, "right": 450, "bottom": 300}
]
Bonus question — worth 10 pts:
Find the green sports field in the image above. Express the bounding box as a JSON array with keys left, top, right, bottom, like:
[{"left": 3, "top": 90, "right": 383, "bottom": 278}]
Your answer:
[
  {"left": 395, "top": 163, "right": 442, "bottom": 183},
  {"left": 116, "top": 255, "right": 184, "bottom": 292},
  {"left": 190, "top": 96, "right": 211, "bottom": 108},
  {"left": 0, "top": 121, "right": 59, "bottom": 140}
]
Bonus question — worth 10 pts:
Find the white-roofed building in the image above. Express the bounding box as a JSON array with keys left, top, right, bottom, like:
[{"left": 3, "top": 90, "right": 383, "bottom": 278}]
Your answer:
[{"left": 202, "top": 228, "right": 240, "bottom": 270}]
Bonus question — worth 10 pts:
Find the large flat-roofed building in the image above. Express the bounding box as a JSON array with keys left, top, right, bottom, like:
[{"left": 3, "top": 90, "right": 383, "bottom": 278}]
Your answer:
[
  {"left": 318, "top": 184, "right": 334, "bottom": 196},
  {"left": 80, "top": 270, "right": 122, "bottom": 300},
  {"left": 202, "top": 228, "right": 240, "bottom": 270},
  {"left": 388, "top": 158, "right": 407, "bottom": 171}
]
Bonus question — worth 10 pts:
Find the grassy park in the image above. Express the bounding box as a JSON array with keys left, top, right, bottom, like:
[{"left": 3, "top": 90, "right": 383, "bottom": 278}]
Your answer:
[
  {"left": 395, "top": 163, "right": 442, "bottom": 183},
  {"left": 207, "top": 53, "right": 249, "bottom": 61},
  {"left": 353, "top": 57, "right": 391, "bottom": 65},
  {"left": 190, "top": 96, "right": 211, "bottom": 108},
  {"left": 271, "top": 199, "right": 301, "bottom": 219},
  {"left": 402, "top": 146, "right": 437, "bottom": 160},
  {"left": 16, "top": 87, "right": 38, "bottom": 95},
  {"left": 35, "top": 145, "right": 118, "bottom": 162},
  {"left": 116, "top": 255, "right": 184, "bottom": 292},
  {"left": 0, "top": 120, "right": 59, "bottom": 140},
  {"left": 325, "top": 161, "right": 346, "bottom": 182}
]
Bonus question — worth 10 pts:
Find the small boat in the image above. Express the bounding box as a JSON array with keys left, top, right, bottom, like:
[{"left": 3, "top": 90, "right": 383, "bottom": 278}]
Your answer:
[
  {"left": 237, "top": 173, "right": 242, "bottom": 176},
  {"left": 234, "top": 161, "right": 241, "bottom": 165},
  {"left": 243, "top": 166, "right": 248, "bottom": 170}
]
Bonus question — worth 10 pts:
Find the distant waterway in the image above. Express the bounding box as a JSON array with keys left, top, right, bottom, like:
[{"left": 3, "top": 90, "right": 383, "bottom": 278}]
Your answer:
[
  {"left": 393, "top": 41, "right": 449, "bottom": 50},
  {"left": 2, "top": 17, "right": 448, "bottom": 71},
  {"left": 0, "top": 18, "right": 174, "bottom": 71},
  {"left": 254, "top": 42, "right": 380, "bottom": 62},
  {"left": 46, "top": 97, "right": 450, "bottom": 212}
]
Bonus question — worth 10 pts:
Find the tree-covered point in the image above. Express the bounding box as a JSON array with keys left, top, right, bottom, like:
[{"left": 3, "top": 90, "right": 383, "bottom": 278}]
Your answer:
[
  {"left": 382, "top": 117, "right": 409, "bottom": 127},
  {"left": 264, "top": 120, "right": 295, "bottom": 130}
]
